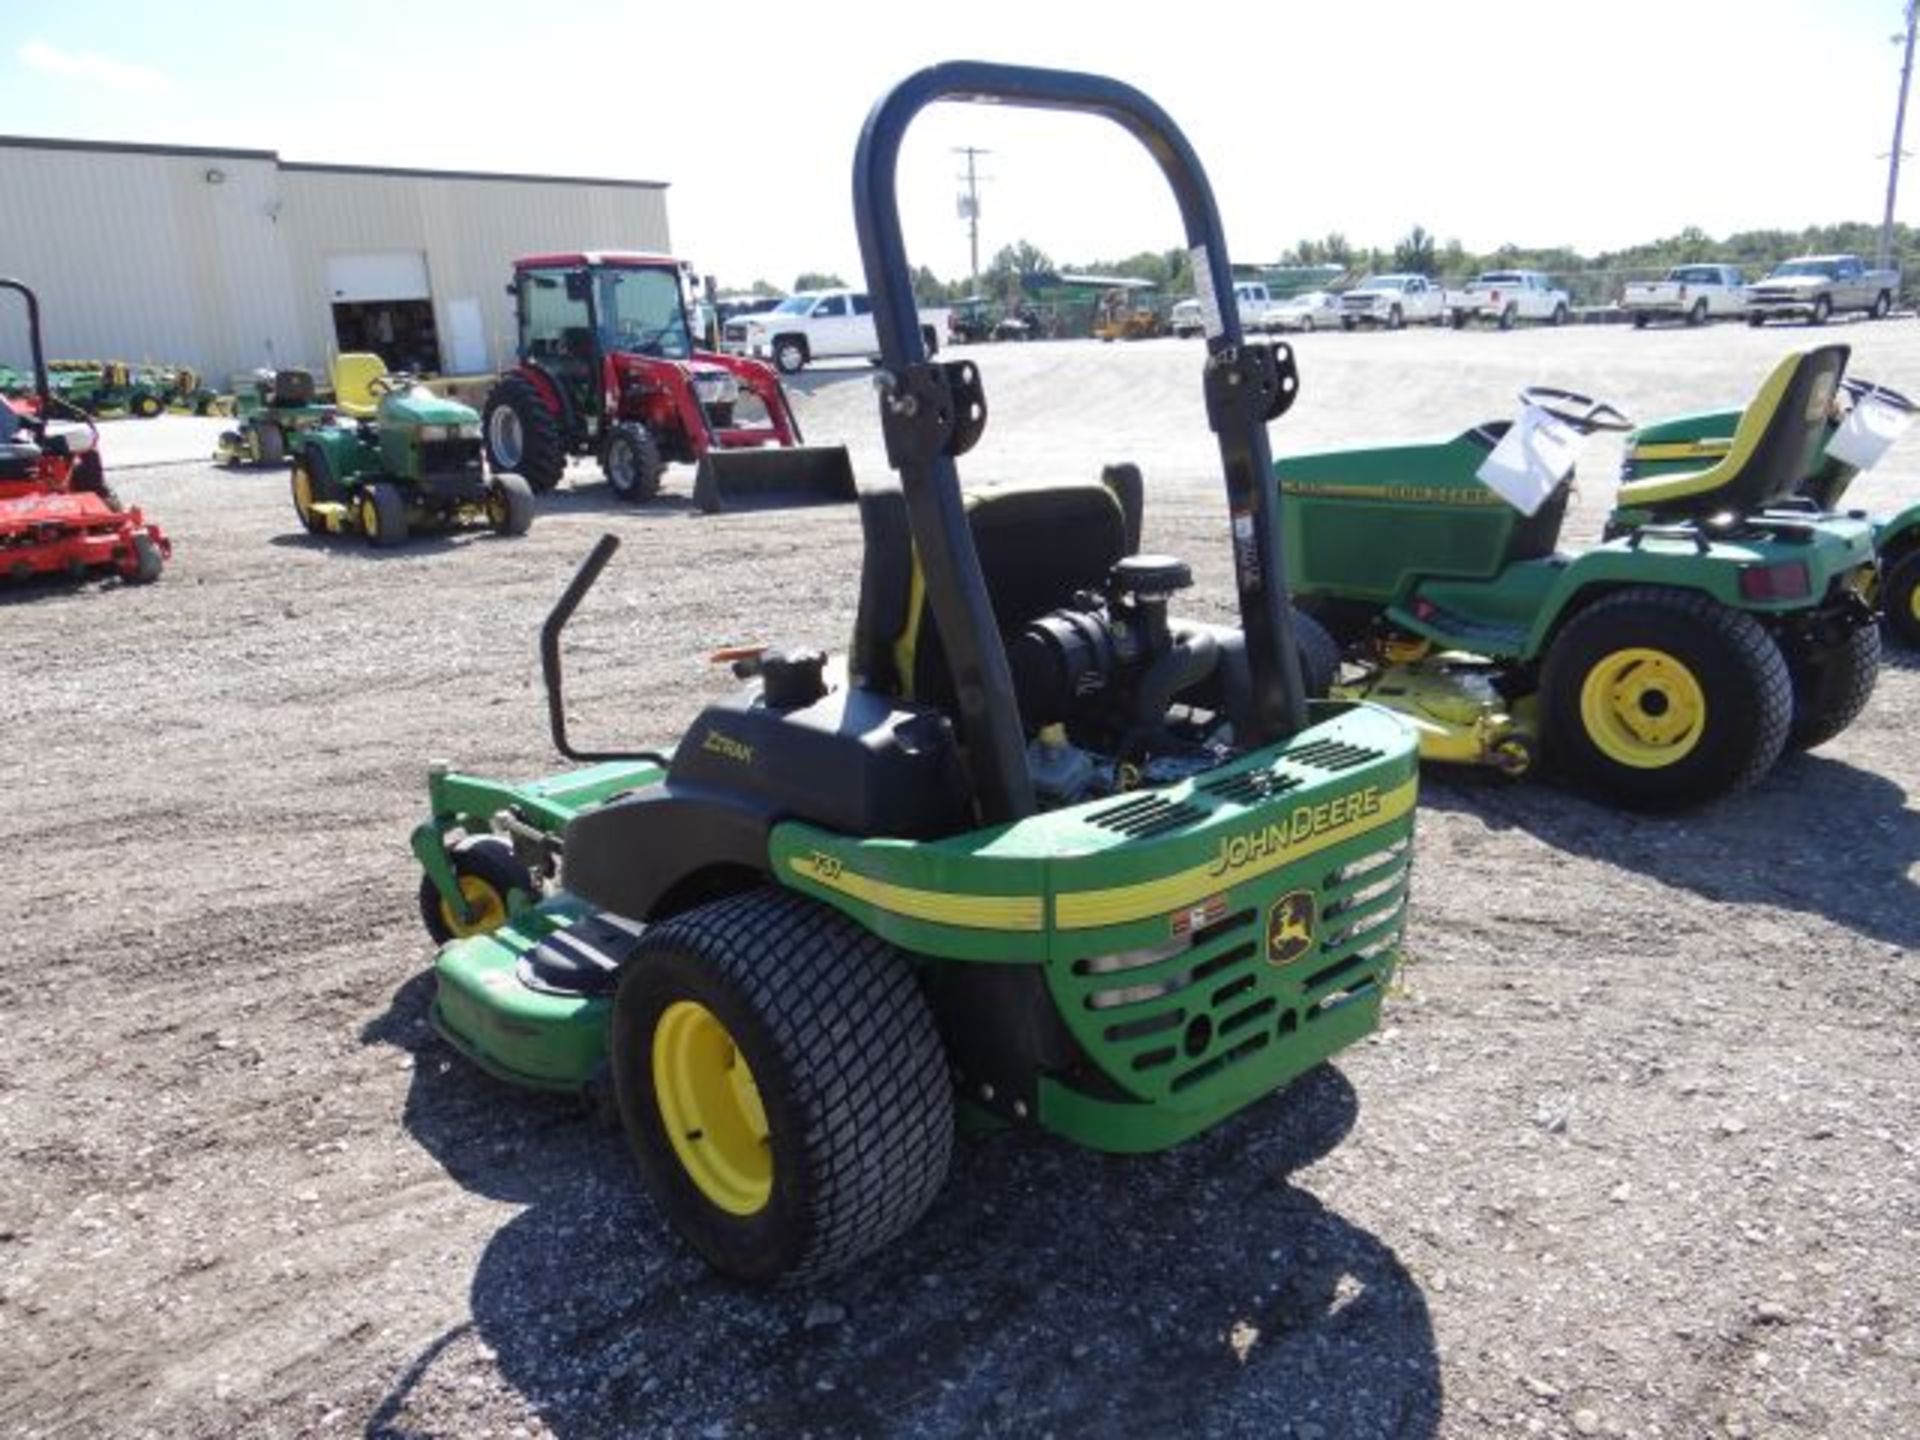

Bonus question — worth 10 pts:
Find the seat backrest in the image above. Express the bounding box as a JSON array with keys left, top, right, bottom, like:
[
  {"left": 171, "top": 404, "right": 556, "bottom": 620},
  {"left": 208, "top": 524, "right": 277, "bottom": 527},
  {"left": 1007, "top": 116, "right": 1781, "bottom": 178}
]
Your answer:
[
  {"left": 331, "top": 352, "right": 389, "bottom": 418},
  {"left": 1616, "top": 346, "right": 1848, "bottom": 518},
  {"left": 851, "top": 478, "right": 1131, "bottom": 705}
]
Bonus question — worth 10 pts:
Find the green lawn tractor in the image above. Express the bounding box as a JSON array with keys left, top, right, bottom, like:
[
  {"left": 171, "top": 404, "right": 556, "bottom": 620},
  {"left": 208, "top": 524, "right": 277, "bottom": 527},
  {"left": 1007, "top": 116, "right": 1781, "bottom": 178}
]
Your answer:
[
  {"left": 216, "top": 367, "right": 335, "bottom": 466},
  {"left": 1617, "top": 371, "right": 1920, "bottom": 650},
  {"left": 289, "top": 353, "right": 533, "bottom": 546},
  {"left": 1276, "top": 347, "right": 1881, "bottom": 809},
  {"left": 408, "top": 61, "right": 1420, "bottom": 1284}
]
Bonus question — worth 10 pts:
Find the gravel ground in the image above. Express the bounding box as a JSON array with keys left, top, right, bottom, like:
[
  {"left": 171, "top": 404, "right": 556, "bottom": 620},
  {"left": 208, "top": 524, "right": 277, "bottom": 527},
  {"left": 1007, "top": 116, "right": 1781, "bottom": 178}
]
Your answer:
[{"left": 2, "top": 322, "right": 1916, "bottom": 1440}]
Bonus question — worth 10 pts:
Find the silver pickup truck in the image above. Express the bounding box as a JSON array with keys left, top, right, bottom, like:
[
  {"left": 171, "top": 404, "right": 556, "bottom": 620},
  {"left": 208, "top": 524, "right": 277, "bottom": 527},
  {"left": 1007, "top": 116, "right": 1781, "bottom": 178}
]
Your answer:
[{"left": 1747, "top": 255, "right": 1899, "bottom": 326}]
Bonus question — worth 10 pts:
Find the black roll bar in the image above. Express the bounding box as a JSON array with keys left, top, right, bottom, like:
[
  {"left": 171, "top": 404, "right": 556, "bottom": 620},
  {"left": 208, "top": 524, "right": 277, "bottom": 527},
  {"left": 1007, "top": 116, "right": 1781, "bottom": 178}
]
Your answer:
[{"left": 853, "top": 62, "right": 1308, "bottom": 825}]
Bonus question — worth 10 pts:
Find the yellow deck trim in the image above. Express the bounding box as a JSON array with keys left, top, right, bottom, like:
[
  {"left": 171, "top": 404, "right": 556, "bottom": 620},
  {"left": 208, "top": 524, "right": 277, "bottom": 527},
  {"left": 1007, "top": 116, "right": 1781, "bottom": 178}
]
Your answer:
[
  {"left": 1053, "top": 777, "right": 1418, "bottom": 930},
  {"left": 1630, "top": 439, "right": 1733, "bottom": 463},
  {"left": 787, "top": 853, "right": 1045, "bottom": 931}
]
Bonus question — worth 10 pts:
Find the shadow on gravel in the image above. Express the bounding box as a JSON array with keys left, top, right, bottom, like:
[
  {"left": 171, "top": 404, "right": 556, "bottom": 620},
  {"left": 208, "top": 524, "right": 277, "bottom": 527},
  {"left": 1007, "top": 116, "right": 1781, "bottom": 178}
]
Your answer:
[
  {"left": 1423, "top": 753, "right": 1920, "bottom": 949},
  {"left": 363, "top": 973, "right": 1440, "bottom": 1440}
]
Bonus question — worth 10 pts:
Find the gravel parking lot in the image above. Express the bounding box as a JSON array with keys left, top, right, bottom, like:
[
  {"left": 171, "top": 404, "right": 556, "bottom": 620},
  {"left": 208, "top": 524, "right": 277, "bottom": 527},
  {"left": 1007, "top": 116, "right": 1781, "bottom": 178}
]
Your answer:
[{"left": 3, "top": 319, "right": 1917, "bottom": 1439}]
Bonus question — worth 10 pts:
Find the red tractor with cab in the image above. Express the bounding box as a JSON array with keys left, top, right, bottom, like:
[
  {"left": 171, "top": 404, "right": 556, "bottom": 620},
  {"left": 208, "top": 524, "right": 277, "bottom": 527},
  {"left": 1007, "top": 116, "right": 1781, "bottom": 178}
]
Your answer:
[
  {"left": 1, "top": 278, "right": 169, "bottom": 587},
  {"left": 481, "top": 252, "right": 853, "bottom": 513}
]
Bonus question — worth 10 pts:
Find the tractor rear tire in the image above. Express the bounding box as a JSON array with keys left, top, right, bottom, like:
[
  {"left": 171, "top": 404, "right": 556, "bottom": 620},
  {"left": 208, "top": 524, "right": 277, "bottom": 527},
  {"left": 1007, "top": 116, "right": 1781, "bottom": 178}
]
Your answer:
[
  {"left": 419, "top": 836, "right": 536, "bottom": 946},
  {"left": 602, "top": 423, "right": 664, "bottom": 503},
  {"left": 1292, "top": 607, "right": 1343, "bottom": 698},
  {"left": 1541, "top": 587, "right": 1791, "bottom": 810},
  {"left": 1296, "top": 594, "right": 1382, "bottom": 650},
  {"left": 611, "top": 887, "right": 953, "bottom": 1284},
  {"left": 255, "top": 421, "right": 286, "bottom": 466},
  {"left": 360, "top": 481, "right": 409, "bottom": 548},
  {"left": 1882, "top": 550, "right": 1920, "bottom": 649},
  {"left": 483, "top": 376, "right": 567, "bottom": 493},
  {"left": 1782, "top": 621, "right": 1880, "bottom": 751},
  {"left": 291, "top": 446, "right": 331, "bottom": 533},
  {"left": 487, "top": 472, "right": 535, "bottom": 536},
  {"left": 126, "top": 532, "right": 164, "bottom": 584},
  {"left": 132, "top": 392, "right": 163, "bottom": 419}
]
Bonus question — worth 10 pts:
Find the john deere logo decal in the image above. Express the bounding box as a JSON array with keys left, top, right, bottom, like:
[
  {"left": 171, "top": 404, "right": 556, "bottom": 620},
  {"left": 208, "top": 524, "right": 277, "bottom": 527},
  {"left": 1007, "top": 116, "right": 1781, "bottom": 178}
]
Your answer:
[{"left": 1267, "top": 890, "right": 1317, "bottom": 966}]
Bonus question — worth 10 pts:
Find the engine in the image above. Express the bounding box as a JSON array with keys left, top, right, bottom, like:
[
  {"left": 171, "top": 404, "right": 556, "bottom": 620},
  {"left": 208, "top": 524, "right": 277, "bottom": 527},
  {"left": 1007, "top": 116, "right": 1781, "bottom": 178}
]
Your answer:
[{"left": 1005, "top": 552, "right": 1243, "bottom": 806}]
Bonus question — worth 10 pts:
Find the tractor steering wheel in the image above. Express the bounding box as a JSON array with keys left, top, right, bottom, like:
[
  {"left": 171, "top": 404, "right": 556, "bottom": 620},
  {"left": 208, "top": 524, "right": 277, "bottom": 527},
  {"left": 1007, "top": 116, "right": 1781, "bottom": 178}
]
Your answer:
[
  {"left": 1840, "top": 376, "right": 1919, "bottom": 414},
  {"left": 1518, "top": 385, "right": 1633, "bottom": 434}
]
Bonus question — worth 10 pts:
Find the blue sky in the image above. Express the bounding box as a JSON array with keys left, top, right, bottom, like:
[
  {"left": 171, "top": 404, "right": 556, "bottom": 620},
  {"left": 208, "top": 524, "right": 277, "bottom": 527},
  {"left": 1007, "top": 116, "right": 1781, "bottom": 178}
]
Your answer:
[{"left": 1, "top": 0, "right": 1911, "bottom": 288}]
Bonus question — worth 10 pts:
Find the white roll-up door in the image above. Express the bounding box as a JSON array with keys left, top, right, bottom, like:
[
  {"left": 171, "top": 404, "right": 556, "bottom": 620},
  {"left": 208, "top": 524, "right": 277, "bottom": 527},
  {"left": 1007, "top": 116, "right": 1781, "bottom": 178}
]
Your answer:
[{"left": 325, "top": 252, "right": 431, "bottom": 303}]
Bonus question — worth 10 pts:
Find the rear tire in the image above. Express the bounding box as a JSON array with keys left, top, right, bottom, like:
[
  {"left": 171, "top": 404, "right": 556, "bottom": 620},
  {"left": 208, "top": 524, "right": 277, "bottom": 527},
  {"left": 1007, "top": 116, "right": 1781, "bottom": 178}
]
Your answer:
[
  {"left": 487, "top": 472, "right": 535, "bottom": 536},
  {"left": 1871, "top": 290, "right": 1892, "bottom": 320},
  {"left": 1296, "top": 594, "right": 1382, "bottom": 649},
  {"left": 612, "top": 888, "right": 952, "bottom": 1284},
  {"left": 1551, "top": 303, "right": 1569, "bottom": 327},
  {"left": 1782, "top": 621, "right": 1880, "bottom": 751},
  {"left": 126, "top": 532, "right": 163, "bottom": 584},
  {"left": 1883, "top": 550, "right": 1920, "bottom": 648},
  {"left": 483, "top": 376, "right": 567, "bottom": 493},
  {"left": 1388, "top": 305, "right": 1404, "bottom": 331},
  {"left": 1541, "top": 587, "right": 1792, "bottom": 810},
  {"left": 1809, "top": 295, "right": 1831, "bottom": 326},
  {"left": 418, "top": 836, "right": 536, "bottom": 945},
  {"left": 602, "top": 423, "right": 664, "bottom": 503},
  {"left": 360, "top": 481, "right": 409, "bottom": 548},
  {"left": 1291, "top": 607, "right": 1343, "bottom": 697},
  {"left": 1632, "top": 312, "right": 1648, "bottom": 330},
  {"left": 1687, "top": 299, "right": 1708, "bottom": 327},
  {"left": 1498, "top": 305, "right": 1518, "bottom": 331},
  {"left": 254, "top": 421, "right": 286, "bottom": 466}
]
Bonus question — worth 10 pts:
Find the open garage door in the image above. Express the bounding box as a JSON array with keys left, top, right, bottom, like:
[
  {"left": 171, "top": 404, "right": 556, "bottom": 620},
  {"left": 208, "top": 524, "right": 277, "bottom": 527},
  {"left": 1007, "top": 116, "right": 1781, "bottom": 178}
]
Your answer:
[{"left": 326, "top": 251, "right": 441, "bottom": 372}]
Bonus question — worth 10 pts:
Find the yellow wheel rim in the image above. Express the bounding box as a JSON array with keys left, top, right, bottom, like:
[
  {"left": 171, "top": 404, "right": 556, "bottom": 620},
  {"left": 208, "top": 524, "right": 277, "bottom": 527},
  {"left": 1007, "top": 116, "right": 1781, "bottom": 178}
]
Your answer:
[
  {"left": 1909, "top": 578, "right": 1920, "bottom": 625},
  {"left": 439, "top": 874, "right": 507, "bottom": 938},
  {"left": 1578, "top": 646, "right": 1707, "bottom": 768},
  {"left": 653, "top": 1001, "right": 771, "bottom": 1215},
  {"left": 292, "top": 465, "right": 315, "bottom": 523},
  {"left": 360, "top": 494, "right": 379, "bottom": 537}
]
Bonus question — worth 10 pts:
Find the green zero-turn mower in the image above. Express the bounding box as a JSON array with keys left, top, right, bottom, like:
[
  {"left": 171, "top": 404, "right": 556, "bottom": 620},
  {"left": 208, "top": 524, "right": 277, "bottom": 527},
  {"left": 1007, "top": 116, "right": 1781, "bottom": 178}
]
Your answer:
[
  {"left": 408, "top": 61, "right": 1421, "bottom": 1284},
  {"left": 1617, "top": 371, "right": 1920, "bottom": 651},
  {"left": 1276, "top": 345, "right": 1882, "bottom": 810},
  {"left": 216, "top": 367, "right": 334, "bottom": 466},
  {"left": 289, "top": 353, "right": 533, "bottom": 546}
]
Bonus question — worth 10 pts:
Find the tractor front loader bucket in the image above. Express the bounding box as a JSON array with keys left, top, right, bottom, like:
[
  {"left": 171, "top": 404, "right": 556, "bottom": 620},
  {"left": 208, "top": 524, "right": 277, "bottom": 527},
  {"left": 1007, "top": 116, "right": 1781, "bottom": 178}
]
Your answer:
[{"left": 691, "top": 443, "right": 858, "bottom": 514}]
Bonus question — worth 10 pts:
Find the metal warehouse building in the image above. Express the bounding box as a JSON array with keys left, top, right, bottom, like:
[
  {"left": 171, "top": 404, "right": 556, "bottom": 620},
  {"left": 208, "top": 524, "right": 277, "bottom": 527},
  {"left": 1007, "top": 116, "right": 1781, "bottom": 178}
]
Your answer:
[{"left": 0, "top": 135, "right": 671, "bottom": 383}]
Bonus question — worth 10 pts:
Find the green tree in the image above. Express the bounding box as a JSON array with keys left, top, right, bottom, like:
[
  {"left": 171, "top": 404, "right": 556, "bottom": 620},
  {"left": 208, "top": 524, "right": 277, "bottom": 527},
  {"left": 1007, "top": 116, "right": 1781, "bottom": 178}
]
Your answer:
[
  {"left": 748, "top": 278, "right": 784, "bottom": 297},
  {"left": 1392, "top": 225, "right": 1438, "bottom": 276},
  {"left": 793, "top": 271, "right": 846, "bottom": 291}
]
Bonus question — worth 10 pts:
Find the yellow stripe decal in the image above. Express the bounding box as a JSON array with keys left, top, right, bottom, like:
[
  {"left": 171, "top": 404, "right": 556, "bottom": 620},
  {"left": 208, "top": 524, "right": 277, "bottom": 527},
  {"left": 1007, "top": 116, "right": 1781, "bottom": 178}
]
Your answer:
[
  {"left": 788, "top": 853, "right": 1045, "bottom": 931},
  {"left": 1053, "top": 777, "right": 1418, "bottom": 930},
  {"left": 1631, "top": 439, "right": 1733, "bottom": 462}
]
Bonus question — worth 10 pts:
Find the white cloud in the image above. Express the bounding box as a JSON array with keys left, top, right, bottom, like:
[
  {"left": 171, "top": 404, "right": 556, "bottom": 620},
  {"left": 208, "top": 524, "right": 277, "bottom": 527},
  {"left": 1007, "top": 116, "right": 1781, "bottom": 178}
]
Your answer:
[{"left": 18, "top": 39, "right": 171, "bottom": 97}]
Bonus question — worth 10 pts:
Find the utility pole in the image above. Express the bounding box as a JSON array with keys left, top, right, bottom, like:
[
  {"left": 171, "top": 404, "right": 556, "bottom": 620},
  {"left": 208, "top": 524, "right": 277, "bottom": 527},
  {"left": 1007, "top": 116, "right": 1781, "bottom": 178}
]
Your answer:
[
  {"left": 1881, "top": 0, "right": 1919, "bottom": 270},
  {"left": 954, "top": 146, "right": 991, "bottom": 289}
]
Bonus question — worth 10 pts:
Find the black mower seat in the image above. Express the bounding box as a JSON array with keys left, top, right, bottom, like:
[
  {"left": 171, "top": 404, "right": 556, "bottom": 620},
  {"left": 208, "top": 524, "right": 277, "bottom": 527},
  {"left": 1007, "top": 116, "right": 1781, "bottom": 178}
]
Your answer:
[
  {"left": 851, "top": 475, "right": 1134, "bottom": 703},
  {"left": 1616, "top": 345, "right": 1848, "bottom": 518}
]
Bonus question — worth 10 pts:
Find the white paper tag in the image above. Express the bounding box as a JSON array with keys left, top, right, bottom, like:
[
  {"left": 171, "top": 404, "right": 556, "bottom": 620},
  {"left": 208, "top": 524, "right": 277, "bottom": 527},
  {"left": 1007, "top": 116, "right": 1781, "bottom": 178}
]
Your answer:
[
  {"left": 1475, "top": 406, "right": 1579, "bottom": 516},
  {"left": 1190, "top": 246, "right": 1225, "bottom": 339},
  {"left": 1825, "top": 395, "right": 1913, "bottom": 472}
]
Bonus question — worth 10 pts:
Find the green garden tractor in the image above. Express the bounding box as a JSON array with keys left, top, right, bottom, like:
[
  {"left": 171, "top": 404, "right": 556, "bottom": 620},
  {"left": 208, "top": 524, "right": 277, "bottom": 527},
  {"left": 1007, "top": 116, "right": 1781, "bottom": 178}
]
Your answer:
[
  {"left": 1617, "top": 371, "right": 1920, "bottom": 650},
  {"left": 408, "top": 61, "right": 1421, "bottom": 1284},
  {"left": 216, "top": 367, "right": 334, "bottom": 466},
  {"left": 1276, "top": 347, "right": 1881, "bottom": 810},
  {"left": 289, "top": 353, "right": 533, "bottom": 546}
]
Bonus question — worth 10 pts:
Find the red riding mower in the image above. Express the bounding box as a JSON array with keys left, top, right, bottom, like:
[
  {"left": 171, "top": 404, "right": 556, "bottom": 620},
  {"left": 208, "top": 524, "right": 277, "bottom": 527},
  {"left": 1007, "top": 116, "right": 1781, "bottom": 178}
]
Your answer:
[
  {"left": 0, "top": 279, "right": 169, "bottom": 587},
  {"left": 480, "top": 252, "right": 855, "bottom": 512}
]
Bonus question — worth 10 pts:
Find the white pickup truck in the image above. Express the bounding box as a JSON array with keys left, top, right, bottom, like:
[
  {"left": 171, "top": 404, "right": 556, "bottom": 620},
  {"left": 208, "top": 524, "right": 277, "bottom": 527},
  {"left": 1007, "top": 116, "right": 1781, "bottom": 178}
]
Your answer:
[
  {"left": 1337, "top": 274, "right": 1446, "bottom": 329},
  {"left": 1446, "top": 270, "right": 1571, "bottom": 329},
  {"left": 1622, "top": 264, "right": 1748, "bottom": 327},
  {"left": 721, "top": 288, "right": 940, "bottom": 372},
  {"left": 1746, "top": 255, "right": 1900, "bottom": 326}
]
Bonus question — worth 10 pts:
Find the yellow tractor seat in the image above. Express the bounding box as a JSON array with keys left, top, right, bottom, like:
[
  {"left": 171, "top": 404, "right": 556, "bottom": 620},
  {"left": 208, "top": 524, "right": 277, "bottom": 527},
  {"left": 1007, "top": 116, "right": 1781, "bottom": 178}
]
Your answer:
[
  {"left": 1616, "top": 344, "right": 1848, "bottom": 518},
  {"left": 851, "top": 476, "right": 1135, "bottom": 707},
  {"left": 331, "top": 352, "right": 390, "bottom": 419}
]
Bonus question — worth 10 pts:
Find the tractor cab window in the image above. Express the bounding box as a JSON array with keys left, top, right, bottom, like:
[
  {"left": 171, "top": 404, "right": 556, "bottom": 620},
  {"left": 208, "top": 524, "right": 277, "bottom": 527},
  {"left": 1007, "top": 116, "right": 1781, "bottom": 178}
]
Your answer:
[
  {"left": 519, "top": 268, "right": 593, "bottom": 364},
  {"left": 597, "top": 266, "right": 692, "bottom": 360}
]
